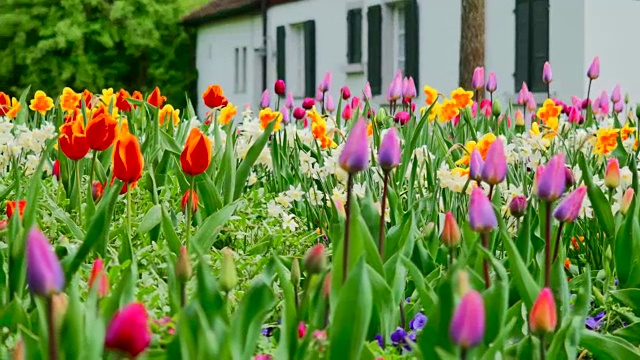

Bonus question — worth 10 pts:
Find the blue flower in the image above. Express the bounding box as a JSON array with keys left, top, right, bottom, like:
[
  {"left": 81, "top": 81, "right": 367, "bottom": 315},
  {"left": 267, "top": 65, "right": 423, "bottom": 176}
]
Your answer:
[
  {"left": 585, "top": 311, "right": 605, "bottom": 330},
  {"left": 390, "top": 327, "right": 407, "bottom": 343},
  {"left": 409, "top": 312, "right": 427, "bottom": 331},
  {"left": 374, "top": 334, "right": 384, "bottom": 348},
  {"left": 261, "top": 327, "right": 275, "bottom": 337}
]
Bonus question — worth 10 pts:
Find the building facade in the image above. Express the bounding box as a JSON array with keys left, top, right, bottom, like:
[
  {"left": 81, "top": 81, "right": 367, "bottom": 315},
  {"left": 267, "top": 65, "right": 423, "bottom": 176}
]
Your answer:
[{"left": 185, "top": 0, "right": 640, "bottom": 119}]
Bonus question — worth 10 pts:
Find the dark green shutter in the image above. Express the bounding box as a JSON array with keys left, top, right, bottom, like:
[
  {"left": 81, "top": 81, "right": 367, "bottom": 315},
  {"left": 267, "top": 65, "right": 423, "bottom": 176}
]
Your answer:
[
  {"left": 367, "top": 5, "right": 382, "bottom": 95},
  {"left": 404, "top": 0, "right": 419, "bottom": 85},
  {"left": 276, "top": 26, "right": 286, "bottom": 82},
  {"left": 529, "top": 0, "right": 549, "bottom": 92},
  {"left": 304, "top": 20, "right": 316, "bottom": 98},
  {"left": 514, "top": 0, "right": 530, "bottom": 91},
  {"left": 347, "top": 9, "right": 362, "bottom": 64}
]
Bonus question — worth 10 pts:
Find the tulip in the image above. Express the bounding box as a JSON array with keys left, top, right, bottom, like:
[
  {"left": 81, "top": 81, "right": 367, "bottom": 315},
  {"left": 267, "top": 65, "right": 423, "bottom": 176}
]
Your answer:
[
  {"left": 529, "top": 287, "right": 557, "bottom": 334},
  {"left": 181, "top": 189, "right": 198, "bottom": 214},
  {"left": 469, "top": 149, "right": 484, "bottom": 181},
  {"left": 88, "top": 258, "right": 109, "bottom": 298},
  {"left": 450, "top": 290, "right": 485, "bottom": 349},
  {"left": 113, "top": 131, "right": 144, "bottom": 184},
  {"left": 565, "top": 167, "right": 576, "bottom": 188},
  {"left": 0, "top": 220, "right": 6, "bottom": 231},
  {"left": 469, "top": 187, "right": 497, "bottom": 232},
  {"left": 202, "top": 84, "right": 228, "bottom": 109},
  {"left": 339, "top": 118, "right": 370, "bottom": 173},
  {"left": 515, "top": 110, "right": 525, "bottom": 126},
  {"left": 351, "top": 96, "right": 361, "bottom": 110},
  {"left": 115, "top": 89, "right": 132, "bottom": 112},
  {"left": 325, "top": 94, "right": 335, "bottom": 113},
  {"left": 611, "top": 85, "right": 621, "bottom": 104},
  {"left": 341, "top": 86, "right": 351, "bottom": 100},
  {"left": 260, "top": 89, "right": 270, "bottom": 109},
  {"left": 322, "top": 272, "right": 331, "bottom": 298},
  {"left": 472, "top": 67, "right": 485, "bottom": 90},
  {"left": 403, "top": 77, "right": 417, "bottom": 101},
  {"left": 387, "top": 75, "right": 402, "bottom": 102},
  {"left": 553, "top": 186, "right": 587, "bottom": 223},
  {"left": 363, "top": 82, "right": 372, "bottom": 100},
  {"left": 304, "top": 244, "right": 326, "bottom": 274},
  {"left": 605, "top": 158, "right": 620, "bottom": 189},
  {"left": 255, "top": 355, "right": 272, "bottom": 360},
  {"left": 526, "top": 93, "right": 537, "bottom": 112},
  {"left": 394, "top": 111, "right": 410, "bottom": 125},
  {"left": 284, "top": 92, "right": 295, "bottom": 109},
  {"left": 319, "top": 71, "right": 331, "bottom": 93},
  {"left": 621, "top": 188, "right": 634, "bottom": 215},
  {"left": 542, "top": 61, "right": 553, "bottom": 84},
  {"left": 378, "top": 128, "right": 401, "bottom": 171},
  {"left": 293, "top": 107, "right": 306, "bottom": 120},
  {"left": 91, "top": 181, "right": 103, "bottom": 202},
  {"left": 176, "top": 246, "right": 192, "bottom": 283},
  {"left": 26, "top": 228, "right": 65, "bottom": 297},
  {"left": 441, "top": 212, "right": 461, "bottom": 247},
  {"left": 51, "top": 293, "right": 69, "bottom": 332},
  {"left": 59, "top": 118, "right": 90, "bottom": 160},
  {"left": 291, "top": 258, "right": 301, "bottom": 287},
  {"left": 614, "top": 101, "right": 624, "bottom": 114},
  {"left": 86, "top": 113, "right": 118, "bottom": 151},
  {"left": 492, "top": 99, "right": 502, "bottom": 117},
  {"left": 6, "top": 199, "right": 26, "bottom": 219},
  {"left": 298, "top": 321, "right": 307, "bottom": 338},
  {"left": 220, "top": 248, "right": 238, "bottom": 292},
  {"left": 52, "top": 160, "right": 60, "bottom": 180},
  {"left": 342, "top": 103, "right": 353, "bottom": 121},
  {"left": 180, "top": 128, "right": 212, "bottom": 176},
  {"left": 147, "top": 87, "right": 167, "bottom": 108},
  {"left": 0, "top": 91, "right": 9, "bottom": 116},
  {"left": 105, "top": 303, "right": 151, "bottom": 357},
  {"left": 509, "top": 195, "right": 527, "bottom": 218},
  {"left": 568, "top": 106, "right": 581, "bottom": 123},
  {"left": 274, "top": 80, "right": 286, "bottom": 96},
  {"left": 517, "top": 82, "right": 529, "bottom": 105},
  {"left": 587, "top": 56, "right": 600, "bottom": 80},
  {"left": 486, "top": 72, "right": 497, "bottom": 93},
  {"left": 302, "top": 98, "right": 315, "bottom": 110},
  {"left": 536, "top": 154, "right": 566, "bottom": 202},
  {"left": 481, "top": 139, "right": 506, "bottom": 185}
]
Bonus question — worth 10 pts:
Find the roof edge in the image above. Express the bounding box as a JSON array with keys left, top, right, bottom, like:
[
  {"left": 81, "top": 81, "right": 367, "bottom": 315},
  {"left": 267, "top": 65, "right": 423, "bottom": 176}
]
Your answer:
[{"left": 182, "top": 2, "right": 261, "bottom": 26}]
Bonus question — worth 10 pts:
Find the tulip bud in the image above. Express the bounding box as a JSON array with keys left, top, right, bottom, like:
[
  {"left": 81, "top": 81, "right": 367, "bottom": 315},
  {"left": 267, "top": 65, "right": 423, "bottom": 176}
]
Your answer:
[
  {"left": 11, "top": 339, "right": 24, "bottom": 360},
  {"left": 605, "top": 158, "right": 620, "bottom": 189},
  {"left": 529, "top": 287, "right": 557, "bottom": 334},
  {"left": 105, "top": 303, "right": 152, "bottom": 357},
  {"left": 614, "top": 101, "right": 624, "bottom": 114},
  {"left": 26, "top": 228, "right": 65, "bottom": 297},
  {"left": 341, "top": 103, "right": 353, "bottom": 121},
  {"left": 351, "top": 96, "right": 361, "bottom": 110},
  {"left": 378, "top": 128, "right": 401, "bottom": 171},
  {"left": 621, "top": 188, "right": 634, "bottom": 215},
  {"left": 537, "top": 154, "right": 566, "bottom": 202},
  {"left": 469, "top": 149, "right": 484, "bottom": 182},
  {"left": 181, "top": 189, "right": 198, "bottom": 215},
  {"left": 491, "top": 99, "right": 502, "bottom": 117},
  {"left": 515, "top": 110, "right": 525, "bottom": 127},
  {"left": 509, "top": 195, "right": 527, "bottom": 218},
  {"left": 176, "top": 246, "right": 192, "bottom": 283},
  {"left": 387, "top": 76, "right": 402, "bottom": 102},
  {"left": 553, "top": 186, "right": 587, "bottom": 223},
  {"left": 611, "top": 84, "right": 621, "bottom": 104},
  {"left": 339, "top": 118, "right": 370, "bottom": 173},
  {"left": 88, "top": 258, "right": 109, "bottom": 298},
  {"left": 341, "top": 86, "right": 351, "bottom": 100},
  {"left": 394, "top": 111, "right": 410, "bottom": 125},
  {"left": 52, "top": 292, "right": 69, "bottom": 332},
  {"left": 291, "top": 258, "right": 301, "bottom": 287},
  {"left": 565, "top": 167, "right": 576, "bottom": 188},
  {"left": 403, "top": 77, "right": 417, "bottom": 100},
  {"left": 325, "top": 94, "right": 335, "bottom": 113},
  {"left": 486, "top": 72, "right": 497, "bottom": 93},
  {"left": 52, "top": 160, "right": 60, "bottom": 180},
  {"left": 274, "top": 80, "right": 286, "bottom": 96},
  {"left": 441, "top": 212, "right": 461, "bottom": 247},
  {"left": 319, "top": 71, "right": 331, "bottom": 93},
  {"left": 302, "top": 98, "right": 315, "bottom": 110},
  {"left": 298, "top": 321, "right": 307, "bottom": 338},
  {"left": 471, "top": 67, "right": 485, "bottom": 90},
  {"left": 92, "top": 181, "right": 103, "bottom": 202},
  {"left": 517, "top": 82, "right": 529, "bottom": 105},
  {"left": 568, "top": 106, "right": 581, "bottom": 123},
  {"left": 0, "top": 220, "right": 7, "bottom": 230},
  {"left": 293, "top": 107, "right": 306, "bottom": 120},
  {"left": 456, "top": 270, "right": 470, "bottom": 297},
  {"left": 587, "top": 56, "right": 600, "bottom": 80},
  {"left": 480, "top": 139, "right": 507, "bottom": 185},
  {"left": 304, "top": 244, "right": 326, "bottom": 274},
  {"left": 449, "top": 290, "right": 485, "bottom": 349},
  {"left": 425, "top": 221, "right": 436, "bottom": 238},
  {"left": 260, "top": 89, "right": 270, "bottom": 109},
  {"left": 469, "top": 188, "right": 497, "bottom": 233},
  {"left": 322, "top": 272, "right": 331, "bottom": 298},
  {"left": 542, "top": 61, "right": 553, "bottom": 84},
  {"left": 363, "top": 82, "right": 372, "bottom": 100},
  {"left": 285, "top": 92, "right": 295, "bottom": 109},
  {"left": 280, "top": 105, "right": 290, "bottom": 123},
  {"left": 219, "top": 248, "right": 238, "bottom": 292}
]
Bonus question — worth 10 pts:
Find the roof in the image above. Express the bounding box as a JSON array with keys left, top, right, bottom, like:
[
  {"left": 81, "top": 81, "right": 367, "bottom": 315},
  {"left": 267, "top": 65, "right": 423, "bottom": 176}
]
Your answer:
[{"left": 183, "top": 0, "right": 299, "bottom": 26}]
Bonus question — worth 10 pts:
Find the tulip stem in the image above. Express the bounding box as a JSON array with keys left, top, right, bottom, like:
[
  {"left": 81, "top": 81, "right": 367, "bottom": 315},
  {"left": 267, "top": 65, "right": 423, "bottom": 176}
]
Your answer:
[
  {"left": 126, "top": 183, "right": 132, "bottom": 241},
  {"left": 481, "top": 232, "right": 491, "bottom": 289},
  {"left": 180, "top": 282, "right": 186, "bottom": 308},
  {"left": 461, "top": 348, "right": 468, "bottom": 360},
  {"left": 75, "top": 162, "right": 83, "bottom": 225},
  {"left": 540, "top": 336, "right": 546, "bottom": 360},
  {"left": 378, "top": 171, "right": 389, "bottom": 260},
  {"left": 399, "top": 300, "right": 406, "bottom": 329},
  {"left": 88, "top": 150, "right": 97, "bottom": 203},
  {"left": 342, "top": 174, "right": 354, "bottom": 284},
  {"left": 186, "top": 176, "right": 195, "bottom": 250},
  {"left": 544, "top": 201, "right": 552, "bottom": 288},
  {"left": 46, "top": 296, "right": 59, "bottom": 360},
  {"left": 488, "top": 185, "right": 494, "bottom": 201},
  {"left": 552, "top": 222, "right": 565, "bottom": 264}
]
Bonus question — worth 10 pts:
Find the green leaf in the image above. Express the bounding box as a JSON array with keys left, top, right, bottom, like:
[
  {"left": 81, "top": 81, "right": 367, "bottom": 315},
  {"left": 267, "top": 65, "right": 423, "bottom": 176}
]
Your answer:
[
  {"left": 137, "top": 204, "right": 162, "bottom": 235},
  {"left": 614, "top": 322, "right": 640, "bottom": 345},
  {"left": 274, "top": 258, "right": 298, "bottom": 360},
  {"left": 329, "top": 257, "right": 372, "bottom": 360},
  {"left": 161, "top": 206, "right": 182, "bottom": 256},
  {"left": 234, "top": 119, "right": 275, "bottom": 200},
  {"left": 612, "top": 289, "right": 640, "bottom": 314},
  {"left": 615, "top": 184, "right": 640, "bottom": 288},
  {"left": 191, "top": 201, "right": 240, "bottom": 253},
  {"left": 477, "top": 246, "right": 509, "bottom": 344},
  {"left": 578, "top": 154, "right": 614, "bottom": 236},
  {"left": 499, "top": 219, "right": 539, "bottom": 308},
  {"left": 580, "top": 330, "right": 640, "bottom": 359},
  {"left": 61, "top": 278, "right": 84, "bottom": 359}
]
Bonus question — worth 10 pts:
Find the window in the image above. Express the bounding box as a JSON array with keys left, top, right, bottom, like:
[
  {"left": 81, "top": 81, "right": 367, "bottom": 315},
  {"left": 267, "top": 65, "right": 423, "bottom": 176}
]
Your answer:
[
  {"left": 234, "top": 46, "right": 247, "bottom": 93},
  {"left": 367, "top": 5, "right": 382, "bottom": 95},
  {"left": 394, "top": 6, "right": 405, "bottom": 73},
  {"left": 515, "top": 0, "right": 549, "bottom": 92},
  {"left": 288, "top": 21, "right": 316, "bottom": 97},
  {"left": 347, "top": 9, "right": 363, "bottom": 64}
]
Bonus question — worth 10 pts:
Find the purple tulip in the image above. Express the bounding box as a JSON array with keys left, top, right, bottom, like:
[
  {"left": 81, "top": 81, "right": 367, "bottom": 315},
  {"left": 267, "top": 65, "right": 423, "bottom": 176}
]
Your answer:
[
  {"left": 315, "top": 88, "right": 324, "bottom": 103},
  {"left": 378, "top": 127, "right": 401, "bottom": 171},
  {"left": 542, "top": 61, "right": 553, "bottom": 84},
  {"left": 553, "top": 186, "right": 587, "bottom": 223},
  {"left": 486, "top": 72, "right": 497, "bottom": 93},
  {"left": 481, "top": 139, "right": 507, "bottom": 185},
  {"left": 260, "top": 89, "right": 270, "bottom": 108},
  {"left": 469, "top": 187, "right": 497, "bottom": 232},
  {"left": 611, "top": 85, "right": 622, "bottom": 104},
  {"left": 472, "top": 67, "right": 485, "bottom": 90},
  {"left": 27, "top": 228, "right": 65, "bottom": 297},
  {"left": 536, "top": 154, "right": 566, "bottom": 202},
  {"left": 285, "top": 92, "right": 295, "bottom": 109},
  {"left": 403, "top": 77, "right": 417, "bottom": 100},
  {"left": 517, "top": 82, "right": 529, "bottom": 105},
  {"left": 587, "top": 56, "right": 600, "bottom": 80},
  {"left": 450, "top": 290, "right": 486, "bottom": 349},
  {"left": 325, "top": 94, "right": 335, "bottom": 113},
  {"left": 509, "top": 195, "right": 527, "bottom": 218},
  {"left": 319, "top": 71, "right": 331, "bottom": 93},
  {"left": 280, "top": 106, "right": 290, "bottom": 123},
  {"left": 339, "top": 118, "right": 370, "bottom": 173},
  {"left": 363, "top": 82, "right": 372, "bottom": 100},
  {"left": 469, "top": 149, "right": 484, "bottom": 181}
]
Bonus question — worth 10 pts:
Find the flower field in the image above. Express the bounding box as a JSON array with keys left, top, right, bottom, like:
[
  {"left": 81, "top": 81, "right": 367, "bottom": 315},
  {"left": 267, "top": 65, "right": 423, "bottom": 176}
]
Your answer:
[{"left": 2, "top": 57, "right": 640, "bottom": 359}]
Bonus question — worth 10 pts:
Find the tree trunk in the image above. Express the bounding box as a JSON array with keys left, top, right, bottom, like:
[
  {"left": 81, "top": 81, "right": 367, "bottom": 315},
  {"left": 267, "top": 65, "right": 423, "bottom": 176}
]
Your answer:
[{"left": 459, "top": 0, "right": 485, "bottom": 96}]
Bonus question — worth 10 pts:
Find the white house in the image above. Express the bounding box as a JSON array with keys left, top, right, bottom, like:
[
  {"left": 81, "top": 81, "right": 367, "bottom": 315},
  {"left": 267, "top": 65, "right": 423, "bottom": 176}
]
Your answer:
[{"left": 184, "top": 0, "right": 640, "bottom": 119}]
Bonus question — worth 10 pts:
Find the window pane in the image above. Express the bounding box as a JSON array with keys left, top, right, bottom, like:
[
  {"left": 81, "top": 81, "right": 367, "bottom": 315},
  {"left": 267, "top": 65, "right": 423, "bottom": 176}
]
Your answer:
[
  {"left": 242, "top": 47, "right": 247, "bottom": 93},
  {"left": 234, "top": 48, "right": 239, "bottom": 93}
]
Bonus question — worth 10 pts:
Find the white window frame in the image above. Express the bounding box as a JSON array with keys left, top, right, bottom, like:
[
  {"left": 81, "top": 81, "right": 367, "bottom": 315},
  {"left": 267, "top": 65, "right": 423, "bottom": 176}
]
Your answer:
[
  {"left": 393, "top": 5, "right": 405, "bottom": 74},
  {"left": 234, "top": 47, "right": 247, "bottom": 94},
  {"left": 288, "top": 23, "right": 306, "bottom": 97}
]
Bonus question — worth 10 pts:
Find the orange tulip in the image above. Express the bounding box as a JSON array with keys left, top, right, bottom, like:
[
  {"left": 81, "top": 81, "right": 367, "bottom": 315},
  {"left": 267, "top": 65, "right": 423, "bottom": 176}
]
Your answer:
[
  {"left": 6, "top": 200, "right": 26, "bottom": 219},
  {"left": 202, "top": 85, "right": 228, "bottom": 109},
  {"left": 113, "top": 131, "right": 144, "bottom": 184},
  {"left": 116, "top": 89, "right": 132, "bottom": 112},
  {"left": 180, "top": 128, "right": 212, "bottom": 176},
  {"left": 78, "top": 89, "right": 94, "bottom": 109},
  {"left": 29, "top": 90, "right": 54, "bottom": 115},
  {"left": 147, "top": 87, "right": 166, "bottom": 108},
  {"left": 131, "top": 91, "right": 143, "bottom": 109},
  {"left": 60, "top": 87, "right": 81, "bottom": 114},
  {"left": 159, "top": 105, "right": 180, "bottom": 126},
  {"left": 86, "top": 113, "right": 118, "bottom": 151},
  {"left": 0, "top": 91, "right": 10, "bottom": 116},
  {"left": 59, "top": 119, "right": 90, "bottom": 160}
]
